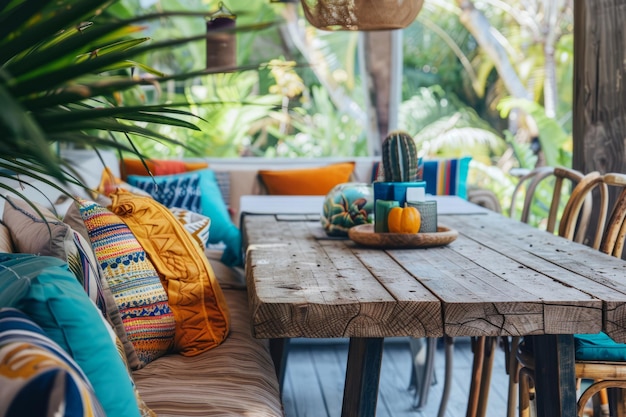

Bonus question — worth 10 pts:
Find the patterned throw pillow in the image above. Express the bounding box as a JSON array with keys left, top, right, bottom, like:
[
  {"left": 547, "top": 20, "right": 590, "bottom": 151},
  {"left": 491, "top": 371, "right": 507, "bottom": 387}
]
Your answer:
[
  {"left": 169, "top": 207, "right": 211, "bottom": 248},
  {"left": 75, "top": 198, "right": 176, "bottom": 367},
  {"left": 110, "top": 189, "right": 230, "bottom": 356},
  {"left": 0, "top": 254, "right": 141, "bottom": 417},
  {"left": 127, "top": 169, "right": 242, "bottom": 267},
  {"left": 0, "top": 308, "right": 106, "bottom": 417}
]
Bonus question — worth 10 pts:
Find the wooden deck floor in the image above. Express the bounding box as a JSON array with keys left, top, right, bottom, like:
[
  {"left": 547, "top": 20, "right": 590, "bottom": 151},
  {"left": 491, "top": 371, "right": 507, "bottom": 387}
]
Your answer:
[{"left": 282, "top": 337, "right": 511, "bottom": 417}]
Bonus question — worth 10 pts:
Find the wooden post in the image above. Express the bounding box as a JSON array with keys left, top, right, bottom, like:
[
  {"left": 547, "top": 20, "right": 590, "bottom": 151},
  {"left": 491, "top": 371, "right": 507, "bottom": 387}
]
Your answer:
[{"left": 573, "top": 0, "right": 626, "bottom": 175}]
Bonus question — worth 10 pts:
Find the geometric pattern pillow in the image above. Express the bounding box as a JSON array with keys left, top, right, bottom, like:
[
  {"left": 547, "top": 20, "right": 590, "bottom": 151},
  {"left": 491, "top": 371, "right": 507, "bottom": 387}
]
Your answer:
[
  {"left": 127, "top": 169, "right": 243, "bottom": 267},
  {"left": 0, "top": 308, "right": 107, "bottom": 417},
  {"left": 70, "top": 228, "right": 141, "bottom": 371},
  {"left": 169, "top": 207, "right": 211, "bottom": 249},
  {"left": 76, "top": 198, "right": 175, "bottom": 367}
]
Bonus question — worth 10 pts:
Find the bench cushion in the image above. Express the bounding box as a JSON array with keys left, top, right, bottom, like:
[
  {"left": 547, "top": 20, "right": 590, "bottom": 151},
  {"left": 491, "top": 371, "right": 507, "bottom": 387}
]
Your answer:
[{"left": 132, "top": 288, "right": 283, "bottom": 417}]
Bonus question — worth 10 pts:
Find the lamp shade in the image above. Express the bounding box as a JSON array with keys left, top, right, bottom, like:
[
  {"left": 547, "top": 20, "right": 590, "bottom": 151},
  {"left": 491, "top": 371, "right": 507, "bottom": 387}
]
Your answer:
[{"left": 300, "top": 0, "right": 424, "bottom": 31}]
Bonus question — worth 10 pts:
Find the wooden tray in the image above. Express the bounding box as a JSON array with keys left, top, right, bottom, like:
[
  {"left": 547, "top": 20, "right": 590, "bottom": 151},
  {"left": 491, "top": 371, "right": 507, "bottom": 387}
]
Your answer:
[{"left": 348, "top": 224, "right": 458, "bottom": 249}]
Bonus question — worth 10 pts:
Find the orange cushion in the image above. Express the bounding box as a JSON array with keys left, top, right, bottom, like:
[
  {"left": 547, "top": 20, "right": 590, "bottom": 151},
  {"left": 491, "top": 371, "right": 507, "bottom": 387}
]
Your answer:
[
  {"left": 120, "top": 159, "right": 208, "bottom": 181},
  {"left": 109, "top": 189, "right": 230, "bottom": 356},
  {"left": 258, "top": 162, "right": 355, "bottom": 195}
]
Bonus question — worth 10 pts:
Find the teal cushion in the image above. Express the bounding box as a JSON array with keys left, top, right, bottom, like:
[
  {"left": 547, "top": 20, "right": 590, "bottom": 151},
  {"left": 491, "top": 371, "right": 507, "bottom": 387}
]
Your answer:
[
  {"left": 422, "top": 157, "right": 472, "bottom": 199},
  {"left": 127, "top": 169, "right": 242, "bottom": 266},
  {"left": 0, "top": 307, "right": 106, "bottom": 417},
  {"left": 0, "top": 253, "right": 140, "bottom": 417},
  {"left": 574, "top": 332, "right": 626, "bottom": 361}
]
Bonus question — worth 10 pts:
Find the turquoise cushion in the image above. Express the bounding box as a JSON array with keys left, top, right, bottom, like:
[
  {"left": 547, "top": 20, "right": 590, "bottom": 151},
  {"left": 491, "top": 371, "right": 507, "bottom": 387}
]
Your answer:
[
  {"left": 127, "top": 169, "right": 242, "bottom": 266},
  {"left": 422, "top": 157, "right": 472, "bottom": 199},
  {"left": 0, "top": 253, "right": 140, "bottom": 417},
  {"left": 574, "top": 332, "right": 626, "bottom": 361},
  {"left": 0, "top": 307, "right": 106, "bottom": 417}
]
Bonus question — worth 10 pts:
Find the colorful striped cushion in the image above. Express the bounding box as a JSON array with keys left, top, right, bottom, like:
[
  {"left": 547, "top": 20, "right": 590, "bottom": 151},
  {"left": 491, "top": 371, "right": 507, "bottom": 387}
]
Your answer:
[
  {"left": 422, "top": 157, "right": 471, "bottom": 198},
  {"left": 371, "top": 157, "right": 472, "bottom": 199},
  {"left": 0, "top": 308, "right": 106, "bottom": 417},
  {"left": 75, "top": 199, "right": 175, "bottom": 367}
]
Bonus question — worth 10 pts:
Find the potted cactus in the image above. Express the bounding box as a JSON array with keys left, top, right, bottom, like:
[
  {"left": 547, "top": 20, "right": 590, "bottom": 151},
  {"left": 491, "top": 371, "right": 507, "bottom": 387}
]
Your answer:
[{"left": 373, "top": 131, "right": 426, "bottom": 232}]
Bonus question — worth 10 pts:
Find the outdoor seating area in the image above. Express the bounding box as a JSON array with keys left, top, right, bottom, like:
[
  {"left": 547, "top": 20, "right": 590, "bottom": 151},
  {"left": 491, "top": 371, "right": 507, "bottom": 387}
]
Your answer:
[{"left": 3, "top": 1, "right": 626, "bottom": 417}]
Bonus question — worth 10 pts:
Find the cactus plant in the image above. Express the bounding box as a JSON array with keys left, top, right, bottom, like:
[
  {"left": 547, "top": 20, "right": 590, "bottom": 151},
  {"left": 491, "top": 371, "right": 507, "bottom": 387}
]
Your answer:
[{"left": 380, "top": 131, "right": 421, "bottom": 182}]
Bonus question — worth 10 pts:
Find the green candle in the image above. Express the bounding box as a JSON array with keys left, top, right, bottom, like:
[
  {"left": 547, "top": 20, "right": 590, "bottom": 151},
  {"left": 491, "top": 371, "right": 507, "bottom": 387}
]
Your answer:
[{"left": 375, "top": 199, "right": 399, "bottom": 233}]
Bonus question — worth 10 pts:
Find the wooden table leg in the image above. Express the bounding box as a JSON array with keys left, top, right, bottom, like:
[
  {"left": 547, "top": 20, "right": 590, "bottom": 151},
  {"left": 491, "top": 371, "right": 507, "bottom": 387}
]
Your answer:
[
  {"left": 269, "top": 338, "right": 290, "bottom": 395},
  {"left": 341, "top": 337, "right": 384, "bottom": 417},
  {"left": 532, "top": 334, "right": 576, "bottom": 417}
]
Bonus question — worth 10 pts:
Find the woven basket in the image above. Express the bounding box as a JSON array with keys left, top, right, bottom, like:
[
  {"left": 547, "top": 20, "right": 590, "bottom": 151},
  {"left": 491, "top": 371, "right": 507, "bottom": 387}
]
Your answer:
[{"left": 300, "top": 0, "right": 423, "bottom": 31}]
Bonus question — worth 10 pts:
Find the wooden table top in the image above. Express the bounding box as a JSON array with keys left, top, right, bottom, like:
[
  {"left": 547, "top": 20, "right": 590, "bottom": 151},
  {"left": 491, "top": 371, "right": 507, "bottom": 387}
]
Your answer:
[{"left": 243, "top": 211, "right": 626, "bottom": 342}]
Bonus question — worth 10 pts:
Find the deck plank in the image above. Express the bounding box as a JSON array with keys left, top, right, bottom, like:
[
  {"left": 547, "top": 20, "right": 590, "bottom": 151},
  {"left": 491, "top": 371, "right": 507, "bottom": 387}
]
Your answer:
[{"left": 282, "top": 337, "right": 511, "bottom": 417}]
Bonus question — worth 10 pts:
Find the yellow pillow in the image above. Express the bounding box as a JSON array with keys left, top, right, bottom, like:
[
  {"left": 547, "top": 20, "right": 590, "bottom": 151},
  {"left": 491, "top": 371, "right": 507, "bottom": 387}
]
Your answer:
[
  {"left": 109, "top": 189, "right": 230, "bottom": 356},
  {"left": 258, "top": 162, "right": 355, "bottom": 195}
]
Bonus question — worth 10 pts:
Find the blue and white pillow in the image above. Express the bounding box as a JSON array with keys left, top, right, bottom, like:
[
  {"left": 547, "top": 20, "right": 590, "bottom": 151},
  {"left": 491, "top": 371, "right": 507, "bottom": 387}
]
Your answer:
[{"left": 127, "top": 169, "right": 242, "bottom": 266}]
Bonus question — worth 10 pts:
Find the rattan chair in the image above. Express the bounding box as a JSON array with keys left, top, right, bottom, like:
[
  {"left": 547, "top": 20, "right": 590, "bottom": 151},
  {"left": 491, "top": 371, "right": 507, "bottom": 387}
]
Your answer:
[
  {"left": 505, "top": 167, "right": 590, "bottom": 417},
  {"left": 517, "top": 171, "right": 626, "bottom": 417}
]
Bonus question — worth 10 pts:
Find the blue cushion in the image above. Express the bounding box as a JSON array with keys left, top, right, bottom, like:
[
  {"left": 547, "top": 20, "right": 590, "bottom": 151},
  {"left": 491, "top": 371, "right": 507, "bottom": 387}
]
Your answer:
[
  {"left": 574, "top": 332, "right": 626, "bottom": 361},
  {"left": 0, "top": 307, "right": 106, "bottom": 417},
  {"left": 127, "top": 169, "right": 242, "bottom": 266},
  {"left": 0, "top": 253, "right": 140, "bottom": 417}
]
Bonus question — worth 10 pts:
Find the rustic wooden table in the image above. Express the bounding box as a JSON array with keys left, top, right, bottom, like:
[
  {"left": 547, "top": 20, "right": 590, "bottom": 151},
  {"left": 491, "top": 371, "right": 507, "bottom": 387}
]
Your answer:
[{"left": 242, "top": 199, "right": 626, "bottom": 417}]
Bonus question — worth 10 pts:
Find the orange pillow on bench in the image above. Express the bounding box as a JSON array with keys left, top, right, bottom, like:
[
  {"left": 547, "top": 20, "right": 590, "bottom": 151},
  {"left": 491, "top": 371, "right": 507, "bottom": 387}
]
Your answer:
[
  {"left": 120, "top": 159, "right": 208, "bottom": 181},
  {"left": 258, "top": 162, "right": 355, "bottom": 195}
]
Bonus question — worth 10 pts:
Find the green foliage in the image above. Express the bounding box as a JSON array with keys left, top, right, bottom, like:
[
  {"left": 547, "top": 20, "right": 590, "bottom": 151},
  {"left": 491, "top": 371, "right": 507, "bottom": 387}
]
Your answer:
[
  {"left": 497, "top": 97, "right": 572, "bottom": 167},
  {"left": 399, "top": 86, "right": 506, "bottom": 164}
]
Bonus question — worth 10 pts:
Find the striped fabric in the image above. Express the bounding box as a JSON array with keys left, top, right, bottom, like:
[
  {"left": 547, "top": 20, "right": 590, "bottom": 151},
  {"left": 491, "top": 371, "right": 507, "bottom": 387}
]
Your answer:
[
  {"left": 133, "top": 289, "right": 283, "bottom": 417},
  {"left": 0, "top": 308, "right": 106, "bottom": 417},
  {"left": 77, "top": 199, "right": 175, "bottom": 367},
  {"left": 371, "top": 157, "right": 471, "bottom": 199}
]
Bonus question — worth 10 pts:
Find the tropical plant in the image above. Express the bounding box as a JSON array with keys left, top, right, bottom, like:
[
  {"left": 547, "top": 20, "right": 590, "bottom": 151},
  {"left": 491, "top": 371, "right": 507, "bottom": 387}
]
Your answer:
[{"left": 0, "top": 0, "right": 271, "bottom": 204}]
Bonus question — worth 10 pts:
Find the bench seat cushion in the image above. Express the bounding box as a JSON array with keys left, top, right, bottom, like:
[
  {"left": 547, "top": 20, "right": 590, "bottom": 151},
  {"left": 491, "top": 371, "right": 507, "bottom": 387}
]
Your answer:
[{"left": 132, "top": 288, "right": 283, "bottom": 417}]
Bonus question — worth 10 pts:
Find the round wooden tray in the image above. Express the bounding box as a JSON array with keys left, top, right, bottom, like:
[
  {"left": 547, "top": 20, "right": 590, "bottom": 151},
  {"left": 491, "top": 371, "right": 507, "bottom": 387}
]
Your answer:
[{"left": 348, "top": 224, "right": 458, "bottom": 249}]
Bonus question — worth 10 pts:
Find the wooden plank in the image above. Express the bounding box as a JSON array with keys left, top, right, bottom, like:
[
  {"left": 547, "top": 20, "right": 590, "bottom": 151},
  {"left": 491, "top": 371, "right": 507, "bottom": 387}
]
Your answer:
[
  {"left": 443, "top": 213, "right": 626, "bottom": 341},
  {"left": 390, "top": 235, "right": 601, "bottom": 337},
  {"left": 246, "top": 216, "right": 442, "bottom": 338}
]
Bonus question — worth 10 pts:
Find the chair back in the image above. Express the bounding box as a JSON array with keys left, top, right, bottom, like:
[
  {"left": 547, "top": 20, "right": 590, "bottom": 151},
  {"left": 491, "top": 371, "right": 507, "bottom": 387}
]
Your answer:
[
  {"left": 559, "top": 171, "right": 609, "bottom": 250},
  {"left": 510, "top": 166, "right": 589, "bottom": 242},
  {"left": 599, "top": 173, "right": 626, "bottom": 257}
]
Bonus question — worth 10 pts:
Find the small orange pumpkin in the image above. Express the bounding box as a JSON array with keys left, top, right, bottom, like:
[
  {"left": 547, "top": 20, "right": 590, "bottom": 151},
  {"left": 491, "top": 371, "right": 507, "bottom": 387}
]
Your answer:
[{"left": 387, "top": 205, "right": 421, "bottom": 234}]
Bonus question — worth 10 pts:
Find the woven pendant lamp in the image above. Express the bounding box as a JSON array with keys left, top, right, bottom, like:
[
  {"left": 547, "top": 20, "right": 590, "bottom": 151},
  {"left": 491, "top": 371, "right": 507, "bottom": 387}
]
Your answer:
[{"left": 300, "top": 0, "right": 424, "bottom": 31}]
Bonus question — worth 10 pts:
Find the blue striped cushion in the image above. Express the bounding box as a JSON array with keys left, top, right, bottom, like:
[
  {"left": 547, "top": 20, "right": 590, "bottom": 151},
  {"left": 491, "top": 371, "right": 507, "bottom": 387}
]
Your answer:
[{"left": 0, "top": 308, "right": 106, "bottom": 417}]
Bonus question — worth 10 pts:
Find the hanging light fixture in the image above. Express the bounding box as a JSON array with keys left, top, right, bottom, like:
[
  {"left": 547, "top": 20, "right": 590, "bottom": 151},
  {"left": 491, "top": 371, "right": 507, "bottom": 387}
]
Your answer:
[
  {"left": 206, "top": 2, "right": 237, "bottom": 70},
  {"left": 300, "top": 0, "right": 424, "bottom": 31}
]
